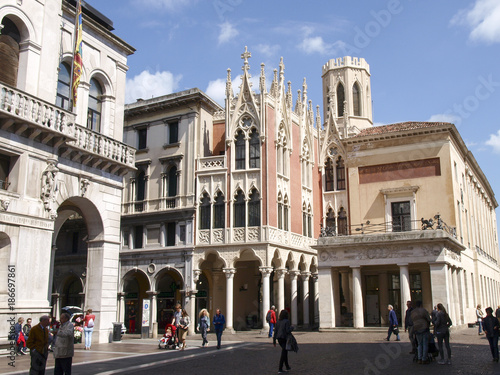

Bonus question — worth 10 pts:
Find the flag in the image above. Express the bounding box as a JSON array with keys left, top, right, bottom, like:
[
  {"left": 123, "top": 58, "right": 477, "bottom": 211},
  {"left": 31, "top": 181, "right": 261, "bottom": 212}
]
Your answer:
[{"left": 72, "top": 0, "right": 83, "bottom": 107}]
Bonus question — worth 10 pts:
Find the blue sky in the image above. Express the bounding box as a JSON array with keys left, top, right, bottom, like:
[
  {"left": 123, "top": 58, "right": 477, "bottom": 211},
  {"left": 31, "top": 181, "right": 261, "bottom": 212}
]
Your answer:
[{"left": 95, "top": 0, "right": 500, "bottom": 239}]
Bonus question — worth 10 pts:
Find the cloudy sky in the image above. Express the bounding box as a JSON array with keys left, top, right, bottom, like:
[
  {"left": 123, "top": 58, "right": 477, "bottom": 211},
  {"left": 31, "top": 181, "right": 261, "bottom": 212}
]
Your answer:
[{"left": 95, "top": 0, "right": 500, "bottom": 235}]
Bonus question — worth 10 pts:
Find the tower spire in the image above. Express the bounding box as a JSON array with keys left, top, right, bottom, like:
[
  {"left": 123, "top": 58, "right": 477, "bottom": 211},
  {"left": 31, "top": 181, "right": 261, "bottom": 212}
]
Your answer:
[{"left": 241, "top": 46, "right": 251, "bottom": 72}]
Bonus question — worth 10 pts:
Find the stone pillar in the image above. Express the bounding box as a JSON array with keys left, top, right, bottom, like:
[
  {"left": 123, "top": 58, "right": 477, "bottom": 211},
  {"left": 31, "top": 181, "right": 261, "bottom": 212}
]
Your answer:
[
  {"left": 458, "top": 268, "right": 466, "bottom": 325},
  {"left": 189, "top": 291, "right": 197, "bottom": 336},
  {"left": 420, "top": 269, "right": 432, "bottom": 311},
  {"left": 147, "top": 291, "right": 158, "bottom": 338},
  {"left": 340, "top": 270, "right": 351, "bottom": 314},
  {"left": 312, "top": 273, "right": 319, "bottom": 326},
  {"left": 451, "top": 267, "right": 460, "bottom": 325},
  {"left": 118, "top": 292, "right": 125, "bottom": 323},
  {"left": 429, "top": 262, "right": 451, "bottom": 314},
  {"left": 332, "top": 270, "right": 341, "bottom": 327},
  {"left": 379, "top": 272, "right": 389, "bottom": 326},
  {"left": 128, "top": 230, "right": 133, "bottom": 250},
  {"left": 351, "top": 267, "right": 364, "bottom": 328},
  {"left": 52, "top": 293, "right": 60, "bottom": 320},
  {"left": 290, "top": 270, "right": 300, "bottom": 326},
  {"left": 301, "top": 271, "right": 311, "bottom": 327},
  {"left": 260, "top": 267, "right": 273, "bottom": 329},
  {"left": 160, "top": 223, "right": 166, "bottom": 247},
  {"left": 212, "top": 270, "right": 223, "bottom": 315},
  {"left": 223, "top": 268, "right": 236, "bottom": 332},
  {"left": 399, "top": 264, "right": 411, "bottom": 323},
  {"left": 447, "top": 265, "right": 456, "bottom": 324},
  {"left": 48, "top": 246, "right": 57, "bottom": 303},
  {"left": 318, "top": 268, "right": 334, "bottom": 329},
  {"left": 276, "top": 268, "right": 287, "bottom": 313}
]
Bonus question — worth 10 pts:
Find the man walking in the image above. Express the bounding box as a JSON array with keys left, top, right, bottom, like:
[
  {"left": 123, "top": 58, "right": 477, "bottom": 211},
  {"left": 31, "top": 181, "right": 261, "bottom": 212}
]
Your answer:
[
  {"left": 267, "top": 306, "right": 277, "bottom": 338},
  {"left": 411, "top": 301, "right": 431, "bottom": 364},
  {"left": 405, "top": 300, "right": 416, "bottom": 354},
  {"left": 53, "top": 313, "right": 74, "bottom": 374},
  {"left": 483, "top": 307, "right": 499, "bottom": 362},
  {"left": 26, "top": 315, "right": 50, "bottom": 375},
  {"left": 386, "top": 305, "right": 400, "bottom": 341}
]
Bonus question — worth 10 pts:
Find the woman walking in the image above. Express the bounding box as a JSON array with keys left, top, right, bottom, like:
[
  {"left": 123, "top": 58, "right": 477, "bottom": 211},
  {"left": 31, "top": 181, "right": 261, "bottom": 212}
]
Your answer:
[
  {"left": 198, "top": 309, "right": 210, "bottom": 347},
  {"left": 178, "top": 309, "right": 191, "bottom": 350},
  {"left": 273, "top": 309, "right": 294, "bottom": 374},
  {"left": 213, "top": 308, "right": 225, "bottom": 349},
  {"left": 434, "top": 303, "right": 452, "bottom": 365},
  {"left": 477, "top": 304, "right": 485, "bottom": 335},
  {"left": 83, "top": 308, "right": 96, "bottom": 350}
]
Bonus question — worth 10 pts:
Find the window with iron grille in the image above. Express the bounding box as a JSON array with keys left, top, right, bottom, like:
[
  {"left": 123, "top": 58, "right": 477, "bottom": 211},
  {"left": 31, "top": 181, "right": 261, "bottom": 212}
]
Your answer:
[{"left": 391, "top": 201, "right": 411, "bottom": 232}]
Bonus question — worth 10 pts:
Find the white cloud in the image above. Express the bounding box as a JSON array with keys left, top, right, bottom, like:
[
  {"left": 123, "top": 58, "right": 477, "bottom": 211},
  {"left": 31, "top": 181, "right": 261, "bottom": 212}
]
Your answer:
[
  {"left": 125, "top": 70, "right": 182, "bottom": 103},
  {"left": 427, "top": 113, "right": 461, "bottom": 124},
  {"left": 218, "top": 22, "right": 239, "bottom": 45},
  {"left": 451, "top": 0, "right": 500, "bottom": 43},
  {"left": 205, "top": 78, "right": 226, "bottom": 106},
  {"left": 298, "top": 26, "right": 345, "bottom": 55},
  {"left": 254, "top": 43, "right": 280, "bottom": 57},
  {"left": 136, "top": 0, "right": 195, "bottom": 11},
  {"left": 486, "top": 129, "right": 500, "bottom": 153}
]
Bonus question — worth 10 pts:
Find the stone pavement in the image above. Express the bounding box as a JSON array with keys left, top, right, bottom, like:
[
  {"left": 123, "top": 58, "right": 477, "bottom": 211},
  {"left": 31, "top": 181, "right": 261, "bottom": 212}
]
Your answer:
[{"left": 2, "top": 327, "right": 498, "bottom": 374}]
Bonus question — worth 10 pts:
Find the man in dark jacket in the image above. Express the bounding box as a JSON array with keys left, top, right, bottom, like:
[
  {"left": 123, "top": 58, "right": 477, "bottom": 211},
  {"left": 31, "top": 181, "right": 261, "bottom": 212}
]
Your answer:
[
  {"left": 26, "top": 315, "right": 50, "bottom": 375},
  {"left": 411, "top": 301, "right": 431, "bottom": 364},
  {"left": 405, "top": 300, "right": 416, "bottom": 354},
  {"left": 483, "top": 307, "right": 499, "bottom": 362}
]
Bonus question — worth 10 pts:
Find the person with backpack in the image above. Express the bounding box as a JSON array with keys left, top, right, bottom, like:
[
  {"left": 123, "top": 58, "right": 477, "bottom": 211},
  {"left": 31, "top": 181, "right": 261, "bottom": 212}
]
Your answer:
[
  {"left": 267, "top": 306, "right": 277, "bottom": 338},
  {"left": 434, "top": 303, "right": 452, "bottom": 365},
  {"left": 83, "top": 308, "right": 96, "bottom": 350},
  {"left": 483, "top": 307, "right": 500, "bottom": 362}
]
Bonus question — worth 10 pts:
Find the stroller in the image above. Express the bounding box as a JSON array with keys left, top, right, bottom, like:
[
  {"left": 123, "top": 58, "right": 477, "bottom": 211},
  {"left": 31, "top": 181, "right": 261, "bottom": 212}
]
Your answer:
[
  {"left": 413, "top": 332, "right": 439, "bottom": 363},
  {"left": 158, "top": 324, "right": 176, "bottom": 349}
]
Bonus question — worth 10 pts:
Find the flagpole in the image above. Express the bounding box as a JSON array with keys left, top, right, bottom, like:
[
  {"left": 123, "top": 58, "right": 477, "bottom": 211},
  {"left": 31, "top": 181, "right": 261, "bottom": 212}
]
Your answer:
[{"left": 70, "top": 0, "right": 83, "bottom": 112}]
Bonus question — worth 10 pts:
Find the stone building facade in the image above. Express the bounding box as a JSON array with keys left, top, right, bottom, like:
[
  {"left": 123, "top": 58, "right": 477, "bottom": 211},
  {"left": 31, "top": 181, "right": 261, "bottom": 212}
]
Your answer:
[{"left": 0, "top": 0, "right": 135, "bottom": 343}]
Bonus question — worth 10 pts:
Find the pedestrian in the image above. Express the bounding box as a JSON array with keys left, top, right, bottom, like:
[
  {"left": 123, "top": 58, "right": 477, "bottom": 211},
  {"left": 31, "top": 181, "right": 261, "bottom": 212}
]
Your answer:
[
  {"left": 83, "top": 308, "right": 96, "bottom": 350},
  {"left": 267, "top": 305, "right": 277, "bottom": 338},
  {"left": 174, "top": 304, "right": 182, "bottom": 348},
  {"left": 128, "top": 308, "right": 136, "bottom": 334},
  {"left": 495, "top": 305, "right": 500, "bottom": 325},
  {"left": 386, "top": 305, "right": 400, "bottom": 341},
  {"left": 198, "top": 308, "right": 210, "bottom": 347},
  {"left": 273, "top": 309, "right": 293, "bottom": 374},
  {"left": 483, "top": 307, "right": 499, "bottom": 362},
  {"left": 178, "top": 309, "right": 191, "bottom": 350},
  {"left": 14, "top": 317, "right": 27, "bottom": 355},
  {"left": 26, "top": 315, "right": 50, "bottom": 375},
  {"left": 23, "top": 317, "right": 32, "bottom": 339},
  {"left": 404, "top": 300, "right": 416, "bottom": 354},
  {"left": 213, "top": 308, "right": 225, "bottom": 349},
  {"left": 431, "top": 306, "right": 438, "bottom": 326},
  {"left": 53, "top": 312, "right": 74, "bottom": 375},
  {"left": 476, "top": 304, "right": 485, "bottom": 335},
  {"left": 411, "top": 300, "right": 431, "bottom": 364},
  {"left": 434, "top": 303, "right": 452, "bottom": 365}
]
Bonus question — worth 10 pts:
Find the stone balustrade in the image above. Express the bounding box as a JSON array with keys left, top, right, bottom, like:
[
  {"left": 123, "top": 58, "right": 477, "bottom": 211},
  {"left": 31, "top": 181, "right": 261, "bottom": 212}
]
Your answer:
[{"left": 197, "top": 155, "right": 225, "bottom": 170}]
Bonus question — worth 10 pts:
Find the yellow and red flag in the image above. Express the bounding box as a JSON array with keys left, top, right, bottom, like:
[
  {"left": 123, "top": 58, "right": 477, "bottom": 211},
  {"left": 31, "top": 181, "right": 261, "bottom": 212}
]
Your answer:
[{"left": 72, "top": 0, "right": 83, "bottom": 107}]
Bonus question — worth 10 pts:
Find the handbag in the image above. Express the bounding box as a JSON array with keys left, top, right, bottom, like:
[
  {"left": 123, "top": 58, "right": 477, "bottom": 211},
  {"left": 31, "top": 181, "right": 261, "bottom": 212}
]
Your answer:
[
  {"left": 393, "top": 327, "right": 399, "bottom": 335},
  {"left": 285, "top": 333, "right": 299, "bottom": 352}
]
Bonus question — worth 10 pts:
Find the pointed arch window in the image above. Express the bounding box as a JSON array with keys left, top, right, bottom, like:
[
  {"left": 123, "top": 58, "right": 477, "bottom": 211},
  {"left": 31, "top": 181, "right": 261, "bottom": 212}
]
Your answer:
[
  {"left": 336, "top": 82, "right": 345, "bottom": 117},
  {"left": 248, "top": 188, "right": 260, "bottom": 226},
  {"left": 353, "top": 82, "right": 361, "bottom": 116},
  {"left": 302, "top": 203, "right": 307, "bottom": 236},
  {"left": 234, "top": 190, "right": 245, "bottom": 227},
  {"left": 278, "top": 192, "right": 283, "bottom": 230},
  {"left": 213, "top": 192, "right": 225, "bottom": 229},
  {"left": 336, "top": 156, "right": 345, "bottom": 190},
  {"left": 249, "top": 130, "right": 260, "bottom": 168},
  {"left": 56, "top": 62, "right": 72, "bottom": 110},
  {"left": 307, "top": 205, "right": 312, "bottom": 238},
  {"left": 87, "top": 78, "right": 102, "bottom": 132},
  {"left": 325, "top": 158, "right": 334, "bottom": 191},
  {"left": 199, "top": 193, "right": 211, "bottom": 230},
  {"left": 167, "top": 166, "right": 177, "bottom": 197},
  {"left": 283, "top": 195, "right": 289, "bottom": 231},
  {"left": 338, "top": 207, "right": 348, "bottom": 235},
  {"left": 326, "top": 207, "right": 336, "bottom": 234},
  {"left": 235, "top": 131, "right": 245, "bottom": 170}
]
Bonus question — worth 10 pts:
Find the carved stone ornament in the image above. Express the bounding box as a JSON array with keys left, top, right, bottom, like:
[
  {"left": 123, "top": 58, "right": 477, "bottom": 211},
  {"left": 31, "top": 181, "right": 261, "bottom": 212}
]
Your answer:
[
  {"left": 0, "top": 199, "right": 9, "bottom": 211},
  {"left": 147, "top": 263, "right": 156, "bottom": 274},
  {"left": 80, "top": 178, "right": 90, "bottom": 197},
  {"left": 41, "top": 159, "right": 59, "bottom": 219}
]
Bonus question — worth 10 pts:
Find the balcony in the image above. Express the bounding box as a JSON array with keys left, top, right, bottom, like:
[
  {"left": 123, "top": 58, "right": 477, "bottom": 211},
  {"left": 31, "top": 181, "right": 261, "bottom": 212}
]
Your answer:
[
  {"left": 0, "top": 82, "right": 135, "bottom": 176},
  {"left": 197, "top": 155, "right": 226, "bottom": 171},
  {"left": 122, "top": 197, "right": 178, "bottom": 214}
]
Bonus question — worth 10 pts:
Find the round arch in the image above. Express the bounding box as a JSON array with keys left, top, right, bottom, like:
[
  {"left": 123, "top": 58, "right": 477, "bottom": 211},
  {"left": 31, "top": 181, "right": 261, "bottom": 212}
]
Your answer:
[
  {"left": 0, "top": 6, "right": 38, "bottom": 44},
  {"left": 87, "top": 68, "right": 114, "bottom": 96},
  {"left": 54, "top": 197, "right": 104, "bottom": 243}
]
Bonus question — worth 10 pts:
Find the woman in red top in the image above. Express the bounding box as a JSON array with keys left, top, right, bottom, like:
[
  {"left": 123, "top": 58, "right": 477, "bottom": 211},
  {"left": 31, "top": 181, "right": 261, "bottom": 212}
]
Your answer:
[{"left": 83, "top": 309, "right": 96, "bottom": 350}]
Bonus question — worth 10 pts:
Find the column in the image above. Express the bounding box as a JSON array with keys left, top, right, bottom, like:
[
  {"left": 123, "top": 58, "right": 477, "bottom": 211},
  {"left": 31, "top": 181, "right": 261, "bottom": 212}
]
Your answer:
[
  {"left": 223, "top": 268, "right": 236, "bottom": 332},
  {"left": 312, "top": 273, "right": 319, "bottom": 326},
  {"left": 399, "top": 264, "right": 411, "bottom": 323},
  {"left": 276, "top": 268, "right": 287, "bottom": 313},
  {"left": 301, "top": 271, "right": 311, "bottom": 327},
  {"left": 159, "top": 223, "right": 166, "bottom": 247},
  {"left": 318, "top": 268, "right": 334, "bottom": 329},
  {"left": 378, "top": 272, "right": 389, "bottom": 326},
  {"left": 340, "top": 270, "right": 351, "bottom": 314},
  {"left": 420, "top": 269, "right": 432, "bottom": 311},
  {"left": 147, "top": 291, "right": 158, "bottom": 338},
  {"left": 429, "top": 262, "right": 451, "bottom": 313},
  {"left": 260, "top": 267, "right": 273, "bottom": 329},
  {"left": 447, "top": 266, "right": 456, "bottom": 324},
  {"left": 212, "top": 270, "right": 223, "bottom": 314},
  {"left": 332, "top": 270, "right": 341, "bottom": 327},
  {"left": 189, "top": 291, "right": 197, "bottom": 336},
  {"left": 52, "top": 293, "right": 60, "bottom": 320},
  {"left": 118, "top": 292, "right": 125, "bottom": 323},
  {"left": 128, "top": 230, "right": 133, "bottom": 250},
  {"left": 290, "top": 270, "right": 300, "bottom": 326},
  {"left": 351, "top": 267, "right": 364, "bottom": 328},
  {"left": 458, "top": 269, "right": 466, "bottom": 325}
]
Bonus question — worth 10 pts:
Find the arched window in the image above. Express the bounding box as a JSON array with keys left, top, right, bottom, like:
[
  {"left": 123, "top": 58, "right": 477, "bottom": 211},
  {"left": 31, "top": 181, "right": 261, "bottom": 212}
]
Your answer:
[
  {"left": 213, "top": 192, "right": 225, "bottom": 229},
  {"left": 0, "top": 17, "right": 21, "bottom": 87},
  {"left": 283, "top": 195, "right": 289, "bottom": 231},
  {"left": 56, "top": 62, "right": 72, "bottom": 110},
  {"left": 302, "top": 203, "right": 307, "bottom": 236},
  {"left": 277, "top": 192, "right": 283, "bottom": 230},
  {"left": 338, "top": 207, "right": 348, "bottom": 235},
  {"left": 235, "top": 131, "right": 245, "bottom": 170},
  {"left": 248, "top": 188, "right": 260, "bottom": 226},
  {"left": 307, "top": 205, "right": 312, "bottom": 238},
  {"left": 326, "top": 207, "right": 336, "bottom": 233},
  {"left": 167, "top": 166, "right": 177, "bottom": 197},
  {"left": 249, "top": 129, "right": 260, "bottom": 168},
  {"left": 353, "top": 82, "right": 361, "bottom": 116},
  {"left": 234, "top": 190, "right": 245, "bottom": 227},
  {"left": 325, "top": 158, "right": 334, "bottom": 191},
  {"left": 87, "top": 78, "right": 102, "bottom": 132},
  {"left": 199, "top": 193, "right": 210, "bottom": 230},
  {"left": 336, "top": 157, "right": 345, "bottom": 190},
  {"left": 336, "top": 82, "right": 345, "bottom": 117}
]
